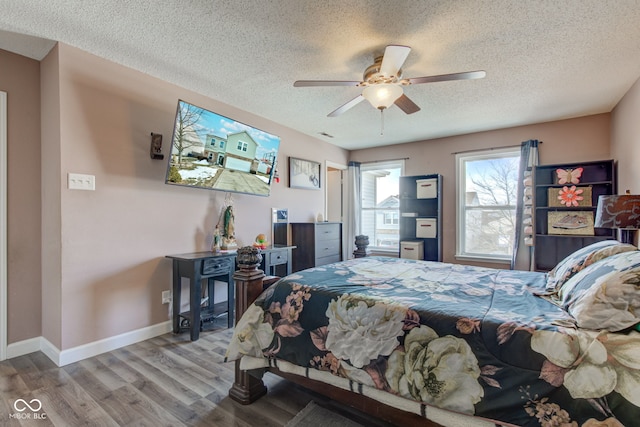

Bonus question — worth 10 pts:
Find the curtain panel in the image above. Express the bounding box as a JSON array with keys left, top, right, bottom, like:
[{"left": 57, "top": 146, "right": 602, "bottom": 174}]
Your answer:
[{"left": 511, "top": 140, "right": 539, "bottom": 270}]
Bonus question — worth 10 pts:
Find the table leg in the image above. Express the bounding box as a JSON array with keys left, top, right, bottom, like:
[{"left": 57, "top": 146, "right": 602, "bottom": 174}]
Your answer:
[
  {"left": 227, "top": 272, "right": 234, "bottom": 328},
  {"left": 172, "top": 260, "right": 181, "bottom": 334},
  {"left": 190, "top": 263, "right": 203, "bottom": 341}
]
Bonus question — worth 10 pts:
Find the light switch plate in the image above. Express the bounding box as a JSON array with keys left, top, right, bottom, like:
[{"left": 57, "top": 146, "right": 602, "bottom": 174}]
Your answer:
[{"left": 68, "top": 173, "right": 95, "bottom": 191}]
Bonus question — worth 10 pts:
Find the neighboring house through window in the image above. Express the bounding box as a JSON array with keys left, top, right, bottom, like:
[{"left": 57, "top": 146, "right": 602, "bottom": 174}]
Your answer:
[
  {"left": 456, "top": 147, "right": 520, "bottom": 262},
  {"left": 360, "top": 160, "right": 404, "bottom": 251}
]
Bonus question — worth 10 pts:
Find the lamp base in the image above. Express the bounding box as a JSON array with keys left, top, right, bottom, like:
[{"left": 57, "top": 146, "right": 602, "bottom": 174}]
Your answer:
[{"left": 618, "top": 229, "right": 637, "bottom": 245}]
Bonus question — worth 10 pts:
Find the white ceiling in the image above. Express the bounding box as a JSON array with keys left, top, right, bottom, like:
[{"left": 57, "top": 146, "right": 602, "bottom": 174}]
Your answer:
[{"left": 2, "top": 1, "right": 640, "bottom": 150}]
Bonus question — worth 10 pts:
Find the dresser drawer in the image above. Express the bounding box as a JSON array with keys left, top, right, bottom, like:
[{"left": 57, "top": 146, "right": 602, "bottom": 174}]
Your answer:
[
  {"left": 315, "top": 223, "right": 341, "bottom": 242},
  {"left": 202, "top": 257, "right": 233, "bottom": 276},
  {"left": 268, "top": 250, "right": 289, "bottom": 266},
  {"left": 315, "top": 238, "right": 340, "bottom": 258},
  {"left": 316, "top": 254, "right": 341, "bottom": 267}
]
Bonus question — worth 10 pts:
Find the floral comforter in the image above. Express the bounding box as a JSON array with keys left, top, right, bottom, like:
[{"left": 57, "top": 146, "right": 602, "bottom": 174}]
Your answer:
[{"left": 226, "top": 257, "right": 640, "bottom": 427}]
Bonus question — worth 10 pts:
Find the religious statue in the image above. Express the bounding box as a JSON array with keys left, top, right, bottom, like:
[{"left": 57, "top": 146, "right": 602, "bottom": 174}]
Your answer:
[
  {"left": 220, "top": 205, "right": 237, "bottom": 250},
  {"left": 211, "top": 226, "right": 221, "bottom": 252}
]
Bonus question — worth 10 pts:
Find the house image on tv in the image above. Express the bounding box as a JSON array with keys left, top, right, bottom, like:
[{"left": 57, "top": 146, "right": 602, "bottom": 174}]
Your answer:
[
  {"left": 204, "top": 134, "right": 226, "bottom": 166},
  {"left": 203, "top": 131, "right": 259, "bottom": 173}
]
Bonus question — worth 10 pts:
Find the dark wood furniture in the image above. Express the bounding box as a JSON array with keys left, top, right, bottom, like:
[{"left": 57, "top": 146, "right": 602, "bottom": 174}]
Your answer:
[
  {"left": 290, "top": 222, "right": 342, "bottom": 272},
  {"left": 399, "top": 174, "right": 443, "bottom": 261},
  {"left": 166, "top": 251, "right": 236, "bottom": 341},
  {"left": 166, "top": 246, "right": 294, "bottom": 341},
  {"left": 533, "top": 159, "right": 616, "bottom": 271},
  {"left": 262, "top": 244, "right": 295, "bottom": 277},
  {"left": 229, "top": 263, "right": 441, "bottom": 427}
]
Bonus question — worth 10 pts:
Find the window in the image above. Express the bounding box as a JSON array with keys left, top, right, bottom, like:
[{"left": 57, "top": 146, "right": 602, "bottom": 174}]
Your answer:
[
  {"left": 383, "top": 212, "right": 399, "bottom": 225},
  {"left": 360, "top": 160, "right": 404, "bottom": 251},
  {"left": 456, "top": 147, "right": 520, "bottom": 262},
  {"left": 237, "top": 141, "right": 247, "bottom": 152}
]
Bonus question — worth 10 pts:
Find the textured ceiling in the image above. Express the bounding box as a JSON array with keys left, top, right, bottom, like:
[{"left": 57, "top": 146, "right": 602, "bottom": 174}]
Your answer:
[{"left": 2, "top": 1, "right": 640, "bottom": 150}]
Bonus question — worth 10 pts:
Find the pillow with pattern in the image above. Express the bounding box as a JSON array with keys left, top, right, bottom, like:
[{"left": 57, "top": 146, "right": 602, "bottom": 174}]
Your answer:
[
  {"left": 559, "top": 250, "right": 640, "bottom": 331},
  {"left": 546, "top": 240, "right": 636, "bottom": 291}
]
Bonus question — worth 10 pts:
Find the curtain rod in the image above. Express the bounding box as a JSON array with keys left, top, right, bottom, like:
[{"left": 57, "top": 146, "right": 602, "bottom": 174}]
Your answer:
[{"left": 451, "top": 141, "right": 543, "bottom": 156}]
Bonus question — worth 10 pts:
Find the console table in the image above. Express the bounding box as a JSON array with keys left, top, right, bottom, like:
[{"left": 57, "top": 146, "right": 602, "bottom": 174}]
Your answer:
[{"left": 166, "top": 245, "right": 295, "bottom": 341}]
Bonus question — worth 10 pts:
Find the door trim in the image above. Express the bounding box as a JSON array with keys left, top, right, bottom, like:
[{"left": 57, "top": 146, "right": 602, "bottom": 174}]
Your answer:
[{"left": 1, "top": 91, "right": 7, "bottom": 361}]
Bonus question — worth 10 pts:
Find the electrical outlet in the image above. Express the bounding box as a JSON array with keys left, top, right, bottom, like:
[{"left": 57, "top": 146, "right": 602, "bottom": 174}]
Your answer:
[{"left": 161, "top": 290, "right": 172, "bottom": 304}]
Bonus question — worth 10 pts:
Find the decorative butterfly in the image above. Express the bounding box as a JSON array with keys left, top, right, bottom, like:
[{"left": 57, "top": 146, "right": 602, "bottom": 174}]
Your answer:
[{"left": 556, "top": 167, "right": 583, "bottom": 185}]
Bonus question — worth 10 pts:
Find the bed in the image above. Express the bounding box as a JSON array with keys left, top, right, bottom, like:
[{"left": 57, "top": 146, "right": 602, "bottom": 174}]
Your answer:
[{"left": 226, "top": 241, "right": 640, "bottom": 427}]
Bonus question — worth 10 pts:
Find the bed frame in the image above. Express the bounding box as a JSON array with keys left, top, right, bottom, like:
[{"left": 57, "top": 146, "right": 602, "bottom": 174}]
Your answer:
[{"left": 228, "top": 263, "right": 444, "bottom": 427}]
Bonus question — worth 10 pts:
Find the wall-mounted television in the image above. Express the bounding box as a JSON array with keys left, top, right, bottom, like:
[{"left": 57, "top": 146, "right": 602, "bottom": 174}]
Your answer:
[{"left": 165, "top": 100, "right": 280, "bottom": 197}]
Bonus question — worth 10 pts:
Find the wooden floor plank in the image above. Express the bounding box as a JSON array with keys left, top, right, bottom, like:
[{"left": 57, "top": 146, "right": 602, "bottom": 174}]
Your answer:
[
  {"left": 109, "top": 347, "right": 203, "bottom": 405},
  {"left": 0, "top": 328, "right": 361, "bottom": 427}
]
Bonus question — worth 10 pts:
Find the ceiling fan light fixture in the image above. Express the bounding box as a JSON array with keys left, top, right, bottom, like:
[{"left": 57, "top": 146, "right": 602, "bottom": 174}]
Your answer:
[{"left": 362, "top": 83, "right": 403, "bottom": 109}]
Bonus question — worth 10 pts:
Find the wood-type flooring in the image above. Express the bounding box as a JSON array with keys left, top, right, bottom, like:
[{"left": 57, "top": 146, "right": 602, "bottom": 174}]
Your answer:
[{"left": 0, "top": 318, "right": 392, "bottom": 426}]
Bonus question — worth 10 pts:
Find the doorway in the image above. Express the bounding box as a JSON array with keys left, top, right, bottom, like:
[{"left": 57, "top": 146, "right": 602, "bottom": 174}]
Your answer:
[
  {"left": 325, "top": 162, "right": 346, "bottom": 222},
  {"left": 325, "top": 161, "right": 346, "bottom": 259}
]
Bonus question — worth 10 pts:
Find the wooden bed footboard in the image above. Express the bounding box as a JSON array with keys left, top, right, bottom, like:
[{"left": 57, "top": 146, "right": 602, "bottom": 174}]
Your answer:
[{"left": 228, "top": 263, "right": 443, "bottom": 426}]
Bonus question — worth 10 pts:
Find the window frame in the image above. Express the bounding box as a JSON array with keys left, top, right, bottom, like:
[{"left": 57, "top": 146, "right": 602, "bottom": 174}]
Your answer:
[
  {"left": 455, "top": 147, "right": 520, "bottom": 263},
  {"left": 360, "top": 160, "right": 405, "bottom": 253}
]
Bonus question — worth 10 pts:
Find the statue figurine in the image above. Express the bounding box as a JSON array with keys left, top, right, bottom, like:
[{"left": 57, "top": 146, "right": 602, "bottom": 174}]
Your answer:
[
  {"left": 221, "top": 205, "right": 238, "bottom": 250},
  {"left": 211, "top": 226, "right": 221, "bottom": 252}
]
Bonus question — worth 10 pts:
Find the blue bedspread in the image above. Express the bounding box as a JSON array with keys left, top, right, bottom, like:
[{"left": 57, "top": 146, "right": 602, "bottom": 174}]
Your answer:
[{"left": 226, "top": 257, "right": 640, "bottom": 427}]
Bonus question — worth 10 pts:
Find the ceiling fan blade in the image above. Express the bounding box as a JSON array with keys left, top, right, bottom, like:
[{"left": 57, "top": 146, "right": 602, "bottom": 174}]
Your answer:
[
  {"left": 294, "top": 80, "right": 361, "bottom": 87},
  {"left": 328, "top": 95, "right": 365, "bottom": 117},
  {"left": 394, "top": 94, "right": 420, "bottom": 115},
  {"left": 380, "top": 45, "right": 411, "bottom": 77},
  {"left": 407, "top": 70, "right": 486, "bottom": 85}
]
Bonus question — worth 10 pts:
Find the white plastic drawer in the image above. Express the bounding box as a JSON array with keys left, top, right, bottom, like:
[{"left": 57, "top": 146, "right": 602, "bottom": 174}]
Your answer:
[
  {"left": 400, "top": 241, "right": 424, "bottom": 260},
  {"left": 416, "top": 178, "right": 437, "bottom": 199},
  {"left": 416, "top": 218, "right": 437, "bottom": 238}
]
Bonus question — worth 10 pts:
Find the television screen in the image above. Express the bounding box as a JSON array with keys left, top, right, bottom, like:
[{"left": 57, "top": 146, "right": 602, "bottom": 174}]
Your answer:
[{"left": 165, "top": 100, "right": 280, "bottom": 197}]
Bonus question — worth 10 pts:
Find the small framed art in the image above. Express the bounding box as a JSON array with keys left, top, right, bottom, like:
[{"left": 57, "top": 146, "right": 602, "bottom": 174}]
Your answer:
[
  {"left": 289, "top": 157, "right": 321, "bottom": 190},
  {"left": 548, "top": 211, "right": 594, "bottom": 235},
  {"left": 548, "top": 185, "right": 592, "bottom": 207}
]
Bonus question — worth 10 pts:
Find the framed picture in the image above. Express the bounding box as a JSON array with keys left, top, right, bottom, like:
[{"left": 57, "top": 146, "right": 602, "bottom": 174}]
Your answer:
[
  {"left": 288, "top": 157, "right": 321, "bottom": 190},
  {"left": 548, "top": 186, "right": 592, "bottom": 207},
  {"left": 547, "top": 211, "right": 594, "bottom": 235}
]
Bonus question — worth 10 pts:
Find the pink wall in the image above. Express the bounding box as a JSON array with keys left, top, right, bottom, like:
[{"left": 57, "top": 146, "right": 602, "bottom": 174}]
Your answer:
[
  {"left": 350, "top": 114, "right": 611, "bottom": 267},
  {"left": 611, "top": 76, "right": 640, "bottom": 194},
  {"left": 43, "top": 43, "right": 348, "bottom": 350},
  {"left": 41, "top": 45, "right": 63, "bottom": 348},
  {"left": 0, "top": 49, "right": 42, "bottom": 343}
]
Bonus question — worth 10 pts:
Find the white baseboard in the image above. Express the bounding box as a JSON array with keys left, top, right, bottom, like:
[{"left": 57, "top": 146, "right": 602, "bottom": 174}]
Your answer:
[
  {"left": 6, "top": 336, "right": 41, "bottom": 359},
  {"left": 6, "top": 320, "right": 173, "bottom": 366}
]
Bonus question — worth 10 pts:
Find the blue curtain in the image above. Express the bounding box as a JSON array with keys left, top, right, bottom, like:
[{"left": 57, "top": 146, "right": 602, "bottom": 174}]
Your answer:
[
  {"left": 345, "top": 161, "right": 361, "bottom": 259},
  {"left": 511, "top": 140, "right": 539, "bottom": 270}
]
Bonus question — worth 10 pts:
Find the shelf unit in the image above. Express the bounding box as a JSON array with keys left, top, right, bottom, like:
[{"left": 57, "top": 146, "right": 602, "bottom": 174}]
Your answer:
[
  {"left": 533, "top": 159, "right": 616, "bottom": 271},
  {"left": 398, "top": 174, "right": 443, "bottom": 262}
]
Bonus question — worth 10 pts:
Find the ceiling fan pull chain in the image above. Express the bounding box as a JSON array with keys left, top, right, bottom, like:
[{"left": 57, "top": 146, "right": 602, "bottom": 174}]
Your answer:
[{"left": 380, "top": 108, "right": 384, "bottom": 136}]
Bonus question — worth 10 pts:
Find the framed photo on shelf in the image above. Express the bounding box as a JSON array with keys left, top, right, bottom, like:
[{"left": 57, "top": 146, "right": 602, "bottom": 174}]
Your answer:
[
  {"left": 548, "top": 185, "right": 592, "bottom": 207},
  {"left": 548, "top": 211, "right": 594, "bottom": 235},
  {"left": 288, "top": 157, "right": 321, "bottom": 190}
]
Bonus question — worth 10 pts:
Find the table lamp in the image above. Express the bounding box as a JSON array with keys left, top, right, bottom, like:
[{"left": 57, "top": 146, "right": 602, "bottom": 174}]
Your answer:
[{"left": 594, "top": 192, "right": 640, "bottom": 244}]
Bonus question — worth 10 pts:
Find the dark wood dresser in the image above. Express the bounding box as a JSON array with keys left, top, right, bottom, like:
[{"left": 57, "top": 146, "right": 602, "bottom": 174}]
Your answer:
[{"left": 291, "top": 222, "right": 342, "bottom": 272}]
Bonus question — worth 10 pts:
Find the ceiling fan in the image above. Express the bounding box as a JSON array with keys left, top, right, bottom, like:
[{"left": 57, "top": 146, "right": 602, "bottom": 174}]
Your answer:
[{"left": 294, "top": 45, "right": 486, "bottom": 117}]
